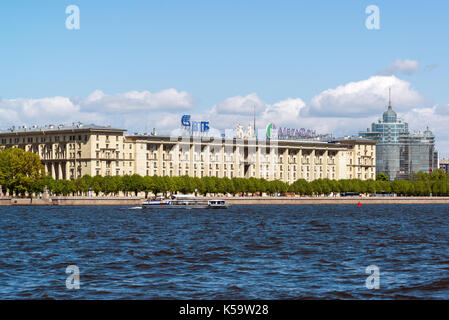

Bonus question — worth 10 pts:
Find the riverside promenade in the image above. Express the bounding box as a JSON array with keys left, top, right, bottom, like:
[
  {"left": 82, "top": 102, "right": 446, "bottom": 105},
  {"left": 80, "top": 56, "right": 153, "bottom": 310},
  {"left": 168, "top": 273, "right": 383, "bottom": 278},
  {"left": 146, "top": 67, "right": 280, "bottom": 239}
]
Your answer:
[{"left": 2, "top": 196, "right": 449, "bottom": 205}]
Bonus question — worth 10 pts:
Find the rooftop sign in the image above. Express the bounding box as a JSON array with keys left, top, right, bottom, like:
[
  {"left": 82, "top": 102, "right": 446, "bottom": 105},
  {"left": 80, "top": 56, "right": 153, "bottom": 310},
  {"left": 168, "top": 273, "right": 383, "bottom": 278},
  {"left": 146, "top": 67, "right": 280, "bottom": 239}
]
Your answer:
[
  {"left": 181, "top": 115, "right": 210, "bottom": 134},
  {"left": 266, "top": 123, "right": 317, "bottom": 140}
]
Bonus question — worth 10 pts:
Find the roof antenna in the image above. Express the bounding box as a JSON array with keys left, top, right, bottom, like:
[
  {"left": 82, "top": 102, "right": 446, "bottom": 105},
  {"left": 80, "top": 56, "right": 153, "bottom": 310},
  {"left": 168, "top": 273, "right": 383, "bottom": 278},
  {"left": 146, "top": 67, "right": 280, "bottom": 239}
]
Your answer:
[
  {"left": 388, "top": 87, "right": 392, "bottom": 110},
  {"left": 253, "top": 105, "right": 257, "bottom": 139}
]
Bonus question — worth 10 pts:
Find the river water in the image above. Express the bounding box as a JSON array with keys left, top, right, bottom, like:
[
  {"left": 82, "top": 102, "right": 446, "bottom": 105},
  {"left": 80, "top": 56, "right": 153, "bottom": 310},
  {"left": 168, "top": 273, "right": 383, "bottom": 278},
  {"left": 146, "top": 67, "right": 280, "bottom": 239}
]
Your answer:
[{"left": 1, "top": 204, "right": 449, "bottom": 299}]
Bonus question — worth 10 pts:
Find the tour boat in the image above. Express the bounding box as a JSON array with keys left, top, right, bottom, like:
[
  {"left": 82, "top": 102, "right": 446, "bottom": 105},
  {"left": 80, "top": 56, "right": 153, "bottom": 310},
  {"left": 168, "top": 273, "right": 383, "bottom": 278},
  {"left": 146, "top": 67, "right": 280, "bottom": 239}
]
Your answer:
[{"left": 142, "top": 195, "right": 228, "bottom": 209}]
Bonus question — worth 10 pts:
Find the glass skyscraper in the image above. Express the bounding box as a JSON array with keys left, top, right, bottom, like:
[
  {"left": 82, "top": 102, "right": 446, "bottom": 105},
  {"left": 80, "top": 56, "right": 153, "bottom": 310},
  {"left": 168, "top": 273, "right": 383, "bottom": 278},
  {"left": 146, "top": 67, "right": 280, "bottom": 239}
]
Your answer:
[{"left": 359, "top": 103, "right": 437, "bottom": 180}]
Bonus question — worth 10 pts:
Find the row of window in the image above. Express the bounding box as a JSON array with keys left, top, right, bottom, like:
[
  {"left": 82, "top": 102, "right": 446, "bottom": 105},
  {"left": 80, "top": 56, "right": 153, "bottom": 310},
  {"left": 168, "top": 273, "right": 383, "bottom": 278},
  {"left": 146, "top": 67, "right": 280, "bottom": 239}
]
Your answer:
[
  {"left": 0, "top": 135, "right": 88, "bottom": 145},
  {"left": 95, "top": 160, "right": 133, "bottom": 168}
]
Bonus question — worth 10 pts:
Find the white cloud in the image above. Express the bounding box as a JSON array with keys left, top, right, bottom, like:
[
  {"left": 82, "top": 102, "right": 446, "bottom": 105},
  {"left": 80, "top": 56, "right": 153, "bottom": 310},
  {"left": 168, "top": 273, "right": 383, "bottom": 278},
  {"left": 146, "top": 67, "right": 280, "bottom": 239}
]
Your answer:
[
  {"left": 302, "top": 75, "right": 428, "bottom": 117},
  {"left": 80, "top": 88, "right": 194, "bottom": 113},
  {"left": 203, "top": 94, "right": 307, "bottom": 133},
  {"left": 212, "top": 93, "right": 266, "bottom": 115},
  {"left": 261, "top": 98, "right": 305, "bottom": 126},
  {"left": 2, "top": 81, "right": 448, "bottom": 156},
  {"left": 0, "top": 96, "right": 98, "bottom": 126},
  {"left": 434, "top": 104, "right": 449, "bottom": 116},
  {"left": 400, "top": 106, "right": 449, "bottom": 157},
  {"left": 0, "top": 88, "right": 195, "bottom": 132},
  {"left": 378, "top": 59, "right": 420, "bottom": 76}
]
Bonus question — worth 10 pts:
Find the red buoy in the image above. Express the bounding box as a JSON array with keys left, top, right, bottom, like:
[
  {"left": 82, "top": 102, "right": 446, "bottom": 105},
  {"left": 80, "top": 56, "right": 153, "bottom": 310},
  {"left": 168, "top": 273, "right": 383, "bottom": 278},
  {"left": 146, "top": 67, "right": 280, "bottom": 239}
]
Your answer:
[{"left": 357, "top": 202, "right": 361, "bottom": 207}]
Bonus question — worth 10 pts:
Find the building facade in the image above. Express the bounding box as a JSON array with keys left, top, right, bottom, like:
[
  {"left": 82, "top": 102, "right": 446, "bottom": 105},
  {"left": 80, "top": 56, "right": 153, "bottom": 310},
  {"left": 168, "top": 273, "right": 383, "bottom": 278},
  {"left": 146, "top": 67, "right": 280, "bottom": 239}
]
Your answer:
[
  {"left": 359, "top": 103, "right": 437, "bottom": 180},
  {"left": 128, "top": 135, "right": 376, "bottom": 183},
  {"left": 0, "top": 123, "right": 130, "bottom": 179},
  {"left": 0, "top": 123, "right": 376, "bottom": 183},
  {"left": 439, "top": 158, "right": 449, "bottom": 173}
]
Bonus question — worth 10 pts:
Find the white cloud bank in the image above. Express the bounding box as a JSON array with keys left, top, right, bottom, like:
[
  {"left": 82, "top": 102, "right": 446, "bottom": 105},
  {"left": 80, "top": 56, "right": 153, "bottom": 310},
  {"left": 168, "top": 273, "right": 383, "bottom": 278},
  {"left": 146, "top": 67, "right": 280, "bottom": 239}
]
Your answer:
[
  {"left": 0, "top": 88, "right": 195, "bottom": 131},
  {"left": 1, "top": 78, "right": 449, "bottom": 156},
  {"left": 81, "top": 89, "right": 194, "bottom": 113},
  {"left": 302, "top": 75, "right": 428, "bottom": 117}
]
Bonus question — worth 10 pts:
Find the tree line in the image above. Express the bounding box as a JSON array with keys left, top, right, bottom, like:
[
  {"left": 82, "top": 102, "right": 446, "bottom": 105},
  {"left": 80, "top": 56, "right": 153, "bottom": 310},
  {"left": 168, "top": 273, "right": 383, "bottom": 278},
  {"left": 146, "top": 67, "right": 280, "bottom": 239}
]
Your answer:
[
  {"left": 32, "top": 171, "right": 449, "bottom": 197},
  {"left": 1, "top": 148, "right": 449, "bottom": 197}
]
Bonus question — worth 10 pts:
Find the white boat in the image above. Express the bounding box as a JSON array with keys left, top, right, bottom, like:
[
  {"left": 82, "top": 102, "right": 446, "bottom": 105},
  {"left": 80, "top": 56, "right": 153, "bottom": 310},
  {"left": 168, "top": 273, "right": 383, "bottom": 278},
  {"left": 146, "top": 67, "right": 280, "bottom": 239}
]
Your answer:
[{"left": 142, "top": 195, "right": 228, "bottom": 209}]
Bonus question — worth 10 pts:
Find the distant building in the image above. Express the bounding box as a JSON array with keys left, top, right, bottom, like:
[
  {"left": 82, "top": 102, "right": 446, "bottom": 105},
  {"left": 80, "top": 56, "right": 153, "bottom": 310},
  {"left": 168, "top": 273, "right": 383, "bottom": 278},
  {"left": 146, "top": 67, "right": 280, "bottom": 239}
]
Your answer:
[
  {"left": 359, "top": 101, "right": 438, "bottom": 180},
  {"left": 398, "top": 128, "right": 438, "bottom": 179},
  {"left": 440, "top": 158, "right": 449, "bottom": 173}
]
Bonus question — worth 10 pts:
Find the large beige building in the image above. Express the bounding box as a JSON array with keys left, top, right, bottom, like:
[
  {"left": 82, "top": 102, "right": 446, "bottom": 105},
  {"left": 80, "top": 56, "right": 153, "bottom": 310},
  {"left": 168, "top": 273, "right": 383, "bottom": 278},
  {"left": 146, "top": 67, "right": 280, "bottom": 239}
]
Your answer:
[{"left": 0, "top": 123, "right": 376, "bottom": 183}]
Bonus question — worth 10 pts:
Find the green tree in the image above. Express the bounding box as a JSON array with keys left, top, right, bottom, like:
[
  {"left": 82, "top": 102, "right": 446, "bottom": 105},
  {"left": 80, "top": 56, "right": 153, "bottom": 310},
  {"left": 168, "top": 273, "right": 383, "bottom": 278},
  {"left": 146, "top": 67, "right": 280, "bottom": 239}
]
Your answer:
[
  {"left": 0, "top": 148, "right": 45, "bottom": 197},
  {"left": 142, "top": 175, "right": 155, "bottom": 198},
  {"left": 376, "top": 172, "right": 389, "bottom": 181},
  {"left": 130, "top": 174, "right": 145, "bottom": 196},
  {"left": 92, "top": 175, "right": 103, "bottom": 196}
]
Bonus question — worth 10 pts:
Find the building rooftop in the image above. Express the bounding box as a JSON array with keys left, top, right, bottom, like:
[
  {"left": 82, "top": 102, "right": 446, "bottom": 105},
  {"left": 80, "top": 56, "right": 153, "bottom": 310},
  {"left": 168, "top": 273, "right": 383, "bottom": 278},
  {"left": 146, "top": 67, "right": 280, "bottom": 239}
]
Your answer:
[
  {"left": 382, "top": 105, "right": 397, "bottom": 123},
  {"left": 0, "top": 122, "right": 126, "bottom": 134}
]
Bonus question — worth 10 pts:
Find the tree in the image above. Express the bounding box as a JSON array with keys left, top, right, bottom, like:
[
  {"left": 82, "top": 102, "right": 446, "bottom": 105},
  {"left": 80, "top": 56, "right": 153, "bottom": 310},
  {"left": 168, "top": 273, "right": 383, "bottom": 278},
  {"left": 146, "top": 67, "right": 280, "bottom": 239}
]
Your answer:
[
  {"left": 130, "top": 174, "right": 144, "bottom": 196},
  {"left": 216, "top": 177, "right": 228, "bottom": 195},
  {"left": 320, "top": 179, "right": 332, "bottom": 196},
  {"left": 0, "top": 148, "right": 45, "bottom": 197},
  {"left": 142, "top": 175, "right": 155, "bottom": 198},
  {"left": 75, "top": 176, "right": 90, "bottom": 195},
  {"left": 205, "top": 176, "right": 218, "bottom": 196},
  {"left": 376, "top": 172, "right": 389, "bottom": 181},
  {"left": 92, "top": 175, "right": 103, "bottom": 196},
  {"left": 254, "top": 178, "right": 266, "bottom": 195},
  {"left": 121, "top": 175, "right": 133, "bottom": 196},
  {"left": 247, "top": 178, "right": 257, "bottom": 195},
  {"left": 193, "top": 177, "right": 206, "bottom": 196},
  {"left": 290, "top": 179, "right": 308, "bottom": 195},
  {"left": 101, "top": 176, "right": 117, "bottom": 195}
]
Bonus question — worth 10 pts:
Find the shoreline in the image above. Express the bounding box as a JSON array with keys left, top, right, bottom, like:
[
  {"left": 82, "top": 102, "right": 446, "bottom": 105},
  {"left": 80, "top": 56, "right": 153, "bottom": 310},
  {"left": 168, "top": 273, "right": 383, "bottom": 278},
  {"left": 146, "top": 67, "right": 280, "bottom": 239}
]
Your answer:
[{"left": 2, "top": 196, "right": 449, "bottom": 206}]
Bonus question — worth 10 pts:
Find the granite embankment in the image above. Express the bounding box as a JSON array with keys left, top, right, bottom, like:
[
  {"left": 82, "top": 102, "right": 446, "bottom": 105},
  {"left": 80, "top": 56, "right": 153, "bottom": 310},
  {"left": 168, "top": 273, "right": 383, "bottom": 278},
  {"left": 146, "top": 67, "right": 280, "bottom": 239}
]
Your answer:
[
  {"left": 2, "top": 196, "right": 449, "bottom": 205},
  {"left": 0, "top": 197, "right": 141, "bottom": 206},
  {"left": 225, "top": 196, "right": 449, "bottom": 205}
]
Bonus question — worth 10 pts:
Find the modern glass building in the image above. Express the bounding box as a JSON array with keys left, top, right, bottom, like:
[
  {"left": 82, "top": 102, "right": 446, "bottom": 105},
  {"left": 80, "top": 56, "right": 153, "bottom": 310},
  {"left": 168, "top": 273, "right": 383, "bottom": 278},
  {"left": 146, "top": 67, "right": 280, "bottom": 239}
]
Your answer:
[{"left": 360, "top": 103, "right": 437, "bottom": 180}]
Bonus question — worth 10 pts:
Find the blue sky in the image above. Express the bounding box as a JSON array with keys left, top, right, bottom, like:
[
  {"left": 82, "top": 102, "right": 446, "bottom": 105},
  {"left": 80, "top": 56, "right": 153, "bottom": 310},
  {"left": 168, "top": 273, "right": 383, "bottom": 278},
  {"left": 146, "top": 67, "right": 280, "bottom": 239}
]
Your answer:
[{"left": 1, "top": 1, "right": 449, "bottom": 154}]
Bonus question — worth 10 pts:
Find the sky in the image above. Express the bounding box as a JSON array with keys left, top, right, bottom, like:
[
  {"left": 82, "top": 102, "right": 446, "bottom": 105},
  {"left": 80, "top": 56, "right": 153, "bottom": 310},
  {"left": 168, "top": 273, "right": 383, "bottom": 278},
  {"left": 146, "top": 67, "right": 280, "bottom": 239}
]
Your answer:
[{"left": 1, "top": 0, "right": 449, "bottom": 155}]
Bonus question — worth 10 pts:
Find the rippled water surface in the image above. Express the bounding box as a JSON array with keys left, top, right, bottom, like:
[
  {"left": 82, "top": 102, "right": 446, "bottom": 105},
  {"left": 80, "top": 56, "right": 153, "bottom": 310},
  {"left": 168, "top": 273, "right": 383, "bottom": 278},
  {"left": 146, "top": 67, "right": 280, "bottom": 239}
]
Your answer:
[{"left": 1, "top": 204, "right": 449, "bottom": 299}]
